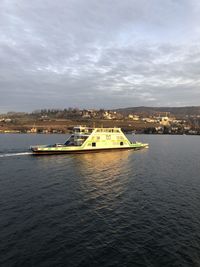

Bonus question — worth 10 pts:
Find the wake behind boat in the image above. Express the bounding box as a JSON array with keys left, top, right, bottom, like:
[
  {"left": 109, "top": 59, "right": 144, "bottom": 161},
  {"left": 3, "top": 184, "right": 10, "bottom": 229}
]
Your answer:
[{"left": 30, "top": 126, "right": 149, "bottom": 155}]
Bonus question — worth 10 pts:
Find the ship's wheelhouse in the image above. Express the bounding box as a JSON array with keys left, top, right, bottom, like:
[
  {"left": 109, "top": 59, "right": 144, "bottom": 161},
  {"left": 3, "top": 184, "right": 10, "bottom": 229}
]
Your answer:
[{"left": 65, "top": 126, "right": 93, "bottom": 146}]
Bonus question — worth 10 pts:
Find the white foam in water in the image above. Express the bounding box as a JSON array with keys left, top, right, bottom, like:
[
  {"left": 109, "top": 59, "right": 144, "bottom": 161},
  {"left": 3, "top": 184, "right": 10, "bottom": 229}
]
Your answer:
[{"left": 0, "top": 152, "right": 32, "bottom": 158}]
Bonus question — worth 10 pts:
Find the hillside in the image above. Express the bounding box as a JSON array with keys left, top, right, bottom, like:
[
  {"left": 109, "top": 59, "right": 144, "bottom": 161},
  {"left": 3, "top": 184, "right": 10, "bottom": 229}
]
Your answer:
[{"left": 115, "top": 106, "right": 200, "bottom": 117}]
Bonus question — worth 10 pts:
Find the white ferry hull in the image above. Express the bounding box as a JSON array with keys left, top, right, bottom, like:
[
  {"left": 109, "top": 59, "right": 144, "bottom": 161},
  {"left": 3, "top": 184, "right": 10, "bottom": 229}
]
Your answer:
[{"left": 30, "top": 126, "right": 149, "bottom": 155}]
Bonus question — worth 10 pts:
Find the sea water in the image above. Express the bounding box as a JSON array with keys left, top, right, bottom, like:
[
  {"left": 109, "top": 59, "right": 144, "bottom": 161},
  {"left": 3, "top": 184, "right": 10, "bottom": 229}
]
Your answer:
[{"left": 1, "top": 134, "right": 200, "bottom": 266}]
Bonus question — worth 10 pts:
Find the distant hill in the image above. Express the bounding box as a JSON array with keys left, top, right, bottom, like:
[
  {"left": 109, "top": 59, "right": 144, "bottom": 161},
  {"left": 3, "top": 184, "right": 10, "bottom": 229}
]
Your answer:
[{"left": 114, "top": 106, "right": 200, "bottom": 117}]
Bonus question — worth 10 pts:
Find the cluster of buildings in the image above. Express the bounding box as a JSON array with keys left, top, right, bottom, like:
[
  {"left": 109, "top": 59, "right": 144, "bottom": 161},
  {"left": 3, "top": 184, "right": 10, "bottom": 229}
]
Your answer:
[
  {"left": 0, "top": 118, "right": 13, "bottom": 123},
  {"left": 26, "top": 127, "right": 65, "bottom": 134},
  {"left": 80, "top": 110, "right": 123, "bottom": 120},
  {"left": 1, "top": 109, "right": 200, "bottom": 135}
]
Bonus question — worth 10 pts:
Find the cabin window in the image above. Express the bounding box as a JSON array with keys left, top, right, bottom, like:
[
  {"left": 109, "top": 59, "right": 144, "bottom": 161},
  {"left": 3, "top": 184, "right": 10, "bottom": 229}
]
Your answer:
[
  {"left": 92, "top": 142, "right": 96, "bottom": 147},
  {"left": 106, "top": 135, "right": 111, "bottom": 140},
  {"left": 120, "top": 142, "right": 123, "bottom": 146}
]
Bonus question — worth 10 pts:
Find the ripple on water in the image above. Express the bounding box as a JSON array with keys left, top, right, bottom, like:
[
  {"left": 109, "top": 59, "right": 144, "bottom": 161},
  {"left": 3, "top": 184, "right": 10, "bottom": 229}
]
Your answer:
[{"left": 1, "top": 135, "right": 200, "bottom": 266}]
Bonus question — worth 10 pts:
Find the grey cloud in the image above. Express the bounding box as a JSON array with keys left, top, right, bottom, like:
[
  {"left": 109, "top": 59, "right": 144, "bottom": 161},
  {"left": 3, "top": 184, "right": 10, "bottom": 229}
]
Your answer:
[{"left": 1, "top": 0, "right": 200, "bottom": 112}]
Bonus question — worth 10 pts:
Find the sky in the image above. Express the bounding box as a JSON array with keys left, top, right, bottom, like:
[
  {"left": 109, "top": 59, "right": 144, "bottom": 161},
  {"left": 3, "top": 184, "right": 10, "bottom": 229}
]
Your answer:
[{"left": 1, "top": 0, "right": 200, "bottom": 112}]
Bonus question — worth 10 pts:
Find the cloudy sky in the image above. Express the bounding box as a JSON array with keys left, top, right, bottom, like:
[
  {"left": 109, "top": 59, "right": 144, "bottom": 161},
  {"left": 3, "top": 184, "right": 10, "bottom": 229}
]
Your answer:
[{"left": 1, "top": 0, "right": 200, "bottom": 112}]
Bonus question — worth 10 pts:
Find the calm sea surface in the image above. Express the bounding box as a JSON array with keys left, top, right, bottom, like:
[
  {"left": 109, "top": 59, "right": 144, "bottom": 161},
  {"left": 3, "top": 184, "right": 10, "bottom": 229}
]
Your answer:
[{"left": 1, "top": 134, "right": 200, "bottom": 267}]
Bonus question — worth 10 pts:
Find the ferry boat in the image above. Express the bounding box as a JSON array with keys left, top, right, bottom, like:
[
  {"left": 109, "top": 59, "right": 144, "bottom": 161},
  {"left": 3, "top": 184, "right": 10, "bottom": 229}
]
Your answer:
[{"left": 30, "top": 126, "right": 149, "bottom": 155}]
